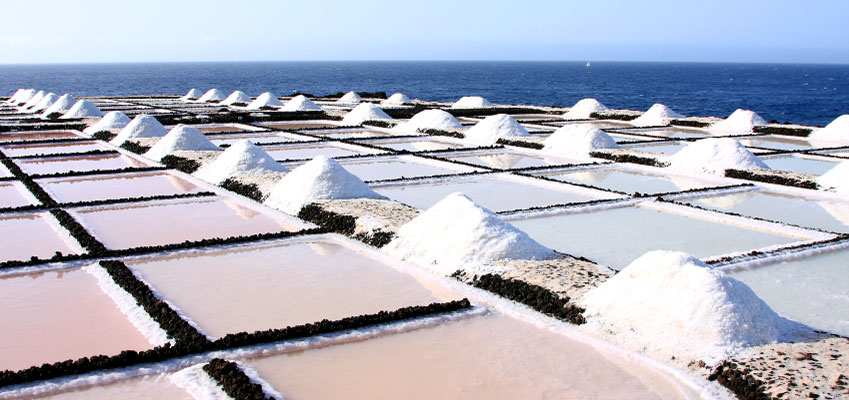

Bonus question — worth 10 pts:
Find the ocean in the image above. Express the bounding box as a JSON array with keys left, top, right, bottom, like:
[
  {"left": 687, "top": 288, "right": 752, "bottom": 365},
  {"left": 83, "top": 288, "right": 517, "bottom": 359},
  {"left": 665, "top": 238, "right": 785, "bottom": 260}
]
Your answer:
[{"left": 1, "top": 61, "right": 847, "bottom": 126}]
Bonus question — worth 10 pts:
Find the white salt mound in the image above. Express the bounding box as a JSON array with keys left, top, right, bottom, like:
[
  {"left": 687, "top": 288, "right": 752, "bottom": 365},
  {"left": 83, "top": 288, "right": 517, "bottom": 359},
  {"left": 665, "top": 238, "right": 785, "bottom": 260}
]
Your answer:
[
  {"left": 817, "top": 161, "right": 849, "bottom": 197},
  {"left": 669, "top": 138, "right": 767, "bottom": 175},
  {"left": 263, "top": 155, "right": 384, "bottom": 215},
  {"left": 60, "top": 100, "right": 104, "bottom": 119},
  {"left": 381, "top": 92, "right": 411, "bottom": 105},
  {"left": 808, "top": 114, "right": 849, "bottom": 146},
  {"left": 337, "top": 91, "right": 361, "bottom": 103},
  {"left": 83, "top": 111, "right": 132, "bottom": 135},
  {"left": 464, "top": 114, "right": 529, "bottom": 144},
  {"left": 194, "top": 139, "right": 288, "bottom": 185},
  {"left": 582, "top": 250, "right": 810, "bottom": 362},
  {"left": 21, "top": 90, "right": 46, "bottom": 109},
  {"left": 542, "top": 124, "right": 620, "bottom": 157},
  {"left": 563, "top": 98, "right": 608, "bottom": 120},
  {"left": 6, "top": 89, "right": 24, "bottom": 104},
  {"left": 710, "top": 109, "right": 766, "bottom": 133},
  {"left": 29, "top": 93, "right": 58, "bottom": 112},
  {"left": 196, "top": 88, "right": 226, "bottom": 102},
  {"left": 392, "top": 109, "right": 463, "bottom": 134},
  {"left": 181, "top": 88, "right": 202, "bottom": 101},
  {"left": 451, "top": 96, "right": 494, "bottom": 109},
  {"left": 247, "top": 92, "right": 283, "bottom": 109},
  {"left": 341, "top": 103, "right": 393, "bottom": 126},
  {"left": 12, "top": 89, "right": 36, "bottom": 104},
  {"left": 143, "top": 124, "right": 221, "bottom": 161},
  {"left": 631, "top": 103, "right": 682, "bottom": 127},
  {"left": 282, "top": 95, "right": 322, "bottom": 111},
  {"left": 383, "top": 192, "right": 556, "bottom": 276},
  {"left": 41, "top": 94, "right": 78, "bottom": 116},
  {"left": 110, "top": 114, "right": 169, "bottom": 145},
  {"left": 220, "top": 90, "right": 252, "bottom": 106}
]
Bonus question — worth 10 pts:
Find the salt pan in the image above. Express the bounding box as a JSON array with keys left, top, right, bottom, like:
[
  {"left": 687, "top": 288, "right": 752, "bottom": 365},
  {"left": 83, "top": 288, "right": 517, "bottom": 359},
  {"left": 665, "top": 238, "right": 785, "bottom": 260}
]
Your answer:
[
  {"left": 669, "top": 138, "right": 767, "bottom": 175},
  {"left": 194, "top": 139, "right": 288, "bottom": 185},
  {"left": 564, "top": 98, "right": 608, "bottom": 120},
  {"left": 110, "top": 114, "right": 168, "bottom": 145},
  {"left": 341, "top": 103, "right": 393, "bottom": 126},
  {"left": 144, "top": 124, "right": 221, "bottom": 161}
]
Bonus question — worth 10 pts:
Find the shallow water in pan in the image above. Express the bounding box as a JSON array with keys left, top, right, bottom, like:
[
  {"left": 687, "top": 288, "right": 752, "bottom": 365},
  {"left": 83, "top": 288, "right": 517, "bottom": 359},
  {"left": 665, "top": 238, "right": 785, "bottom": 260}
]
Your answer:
[
  {"left": 246, "top": 312, "right": 695, "bottom": 400},
  {"left": 39, "top": 171, "right": 203, "bottom": 203},
  {"left": 627, "top": 128, "right": 711, "bottom": 140},
  {"left": 442, "top": 151, "right": 567, "bottom": 169},
  {"left": 738, "top": 135, "right": 814, "bottom": 151},
  {"left": 0, "top": 131, "right": 81, "bottom": 142},
  {"left": 762, "top": 155, "right": 840, "bottom": 175},
  {"left": 32, "top": 373, "right": 190, "bottom": 400},
  {"left": 539, "top": 168, "right": 719, "bottom": 195},
  {"left": 1, "top": 141, "right": 107, "bottom": 157},
  {"left": 622, "top": 142, "right": 686, "bottom": 155},
  {"left": 0, "top": 267, "right": 153, "bottom": 372},
  {"left": 0, "top": 181, "right": 38, "bottom": 208},
  {"left": 261, "top": 122, "right": 338, "bottom": 130},
  {"left": 339, "top": 158, "right": 469, "bottom": 181},
  {"left": 129, "top": 240, "right": 457, "bottom": 338},
  {"left": 264, "top": 143, "right": 381, "bottom": 161},
  {"left": 16, "top": 154, "right": 149, "bottom": 175},
  {"left": 208, "top": 132, "right": 312, "bottom": 146},
  {"left": 364, "top": 138, "right": 470, "bottom": 152},
  {"left": 0, "top": 213, "right": 80, "bottom": 262}
]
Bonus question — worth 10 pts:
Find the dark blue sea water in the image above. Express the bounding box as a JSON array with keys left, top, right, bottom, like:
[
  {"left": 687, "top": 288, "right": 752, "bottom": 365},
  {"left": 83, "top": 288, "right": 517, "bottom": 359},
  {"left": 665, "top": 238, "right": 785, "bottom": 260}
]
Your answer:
[{"left": 2, "top": 61, "right": 847, "bottom": 126}]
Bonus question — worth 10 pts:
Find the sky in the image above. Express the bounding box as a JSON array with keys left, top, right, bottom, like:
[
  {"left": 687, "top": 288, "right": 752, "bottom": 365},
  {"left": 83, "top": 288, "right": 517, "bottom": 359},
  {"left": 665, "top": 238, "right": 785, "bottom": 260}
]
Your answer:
[{"left": 1, "top": 0, "right": 848, "bottom": 64}]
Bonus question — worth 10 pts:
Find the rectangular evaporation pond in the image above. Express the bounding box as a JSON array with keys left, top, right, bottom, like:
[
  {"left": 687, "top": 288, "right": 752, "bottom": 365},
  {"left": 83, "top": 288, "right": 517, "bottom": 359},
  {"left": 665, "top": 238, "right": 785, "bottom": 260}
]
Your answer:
[
  {"left": 374, "top": 174, "right": 616, "bottom": 212},
  {"left": 620, "top": 141, "right": 686, "bottom": 155},
  {"left": 537, "top": 167, "right": 720, "bottom": 195},
  {"left": 441, "top": 150, "right": 573, "bottom": 169},
  {"left": 73, "top": 197, "right": 301, "bottom": 250},
  {"left": 360, "top": 138, "right": 472, "bottom": 152},
  {"left": 683, "top": 190, "right": 849, "bottom": 233},
  {"left": 607, "top": 132, "right": 668, "bottom": 143},
  {"left": 0, "top": 267, "right": 153, "bottom": 372},
  {"left": 128, "top": 239, "right": 459, "bottom": 338},
  {"left": 631, "top": 127, "right": 710, "bottom": 139},
  {"left": 1, "top": 140, "right": 107, "bottom": 157},
  {"left": 245, "top": 313, "right": 693, "bottom": 400},
  {"left": 264, "top": 142, "right": 383, "bottom": 161},
  {"left": 190, "top": 123, "right": 265, "bottom": 134},
  {"left": 0, "top": 212, "right": 80, "bottom": 262},
  {"left": 738, "top": 135, "right": 814, "bottom": 151},
  {"left": 728, "top": 250, "right": 849, "bottom": 337},
  {"left": 33, "top": 373, "right": 189, "bottom": 400},
  {"left": 0, "top": 181, "right": 38, "bottom": 208},
  {"left": 509, "top": 205, "right": 800, "bottom": 270},
  {"left": 511, "top": 114, "right": 565, "bottom": 121},
  {"left": 546, "top": 120, "right": 635, "bottom": 129},
  {"left": 305, "top": 129, "right": 397, "bottom": 140},
  {"left": 260, "top": 121, "right": 339, "bottom": 130},
  {"left": 209, "top": 132, "right": 313, "bottom": 146},
  {"left": 761, "top": 154, "right": 840, "bottom": 176},
  {"left": 0, "top": 130, "right": 81, "bottom": 142},
  {"left": 16, "top": 154, "right": 150, "bottom": 176},
  {"left": 337, "top": 156, "right": 477, "bottom": 182},
  {"left": 38, "top": 171, "right": 204, "bottom": 203}
]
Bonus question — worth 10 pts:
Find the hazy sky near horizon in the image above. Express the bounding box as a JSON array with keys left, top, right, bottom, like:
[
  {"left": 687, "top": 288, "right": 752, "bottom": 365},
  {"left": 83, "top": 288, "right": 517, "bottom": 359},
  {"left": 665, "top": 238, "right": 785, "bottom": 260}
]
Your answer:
[{"left": 2, "top": 0, "right": 848, "bottom": 64}]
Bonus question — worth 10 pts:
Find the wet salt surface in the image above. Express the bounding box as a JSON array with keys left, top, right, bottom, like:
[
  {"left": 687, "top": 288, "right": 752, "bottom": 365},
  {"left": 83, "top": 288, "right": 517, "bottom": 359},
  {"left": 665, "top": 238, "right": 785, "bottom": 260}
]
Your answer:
[
  {"left": 264, "top": 142, "right": 383, "bottom": 161},
  {"left": 544, "top": 120, "right": 635, "bottom": 130},
  {"left": 31, "top": 373, "right": 190, "bottom": 400},
  {"left": 358, "top": 138, "right": 471, "bottom": 152},
  {"left": 335, "top": 157, "right": 475, "bottom": 181},
  {"left": 0, "top": 131, "right": 81, "bottom": 142},
  {"left": 624, "top": 128, "right": 710, "bottom": 140},
  {"left": 441, "top": 150, "right": 571, "bottom": 169},
  {"left": 0, "top": 164, "right": 12, "bottom": 178},
  {"left": 0, "top": 213, "right": 80, "bottom": 262},
  {"left": 538, "top": 167, "right": 720, "bottom": 195},
  {"left": 761, "top": 154, "right": 840, "bottom": 176},
  {"left": 0, "top": 181, "right": 38, "bottom": 208},
  {"left": 208, "top": 132, "right": 313, "bottom": 146},
  {"left": 621, "top": 142, "right": 686, "bottom": 155},
  {"left": 129, "top": 239, "right": 457, "bottom": 338},
  {"left": 510, "top": 205, "right": 799, "bottom": 269},
  {"left": 74, "top": 197, "right": 300, "bottom": 250},
  {"left": 729, "top": 250, "right": 849, "bottom": 337},
  {"left": 305, "top": 129, "right": 398, "bottom": 140},
  {"left": 39, "top": 171, "right": 204, "bottom": 203},
  {"left": 260, "top": 122, "right": 339, "bottom": 130},
  {"left": 1, "top": 141, "right": 108, "bottom": 157},
  {"left": 246, "top": 312, "right": 692, "bottom": 400},
  {"left": 738, "top": 135, "right": 814, "bottom": 151},
  {"left": 0, "top": 267, "right": 153, "bottom": 372},
  {"left": 16, "top": 154, "right": 150, "bottom": 176}
]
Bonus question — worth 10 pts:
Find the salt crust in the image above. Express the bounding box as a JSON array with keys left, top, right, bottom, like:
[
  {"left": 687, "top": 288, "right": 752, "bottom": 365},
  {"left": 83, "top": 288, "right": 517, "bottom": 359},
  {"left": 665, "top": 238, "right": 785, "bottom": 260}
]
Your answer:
[
  {"left": 542, "top": 124, "right": 620, "bottom": 157},
  {"left": 463, "top": 114, "right": 529, "bottom": 144},
  {"left": 817, "top": 161, "right": 849, "bottom": 197},
  {"left": 709, "top": 109, "right": 766, "bottom": 133},
  {"left": 581, "top": 250, "right": 812, "bottom": 364},
  {"left": 194, "top": 139, "right": 288, "bottom": 185},
  {"left": 196, "top": 88, "right": 226, "bottom": 103},
  {"left": 83, "top": 111, "right": 132, "bottom": 135},
  {"left": 264, "top": 155, "right": 385, "bottom": 215},
  {"left": 451, "top": 95, "right": 493, "bottom": 109},
  {"left": 219, "top": 90, "right": 251, "bottom": 106},
  {"left": 246, "top": 92, "right": 283, "bottom": 109},
  {"left": 808, "top": 114, "right": 849, "bottom": 146},
  {"left": 381, "top": 92, "right": 411, "bottom": 105},
  {"left": 669, "top": 138, "right": 768, "bottom": 175},
  {"left": 392, "top": 109, "right": 463, "bottom": 134},
  {"left": 60, "top": 100, "right": 104, "bottom": 119},
  {"left": 282, "top": 95, "right": 321, "bottom": 111},
  {"left": 235, "top": 362, "right": 286, "bottom": 400},
  {"left": 29, "top": 92, "right": 58, "bottom": 112},
  {"left": 563, "top": 98, "right": 608, "bottom": 120},
  {"left": 143, "top": 124, "right": 221, "bottom": 161},
  {"left": 110, "top": 114, "right": 169, "bottom": 145},
  {"left": 383, "top": 192, "right": 557, "bottom": 276},
  {"left": 631, "top": 103, "right": 682, "bottom": 127},
  {"left": 170, "top": 364, "right": 232, "bottom": 400},
  {"left": 341, "top": 103, "right": 393, "bottom": 126},
  {"left": 40, "top": 94, "right": 77, "bottom": 116},
  {"left": 337, "top": 91, "right": 361, "bottom": 103},
  {"left": 180, "top": 88, "right": 203, "bottom": 101}
]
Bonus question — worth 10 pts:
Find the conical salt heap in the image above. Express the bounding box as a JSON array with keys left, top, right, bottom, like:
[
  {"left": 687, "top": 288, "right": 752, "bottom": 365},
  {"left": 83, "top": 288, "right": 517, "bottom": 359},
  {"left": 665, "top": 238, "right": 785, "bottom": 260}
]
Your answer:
[
  {"left": 144, "top": 124, "right": 221, "bottom": 161},
  {"left": 451, "top": 96, "right": 494, "bottom": 109},
  {"left": 392, "top": 109, "right": 463, "bottom": 134},
  {"left": 41, "top": 94, "right": 78, "bottom": 117},
  {"left": 180, "top": 88, "right": 202, "bottom": 101},
  {"left": 464, "top": 114, "right": 529, "bottom": 144},
  {"left": 383, "top": 192, "right": 557, "bottom": 276},
  {"left": 282, "top": 95, "right": 322, "bottom": 111},
  {"left": 669, "top": 138, "right": 767, "bottom": 175},
  {"left": 196, "top": 88, "right": 226, "bottom": 102},
  {"left": 84, "top": 111, "right": 132, "bottom": 135},
  {"left": 263, "top": 155, "right": 385, "bottom": 215},
  {"left": 564, "top": 98, "right": 608, "bottom": 120},
  {"left": 542, "top": 124, "right": 620, "bottom": 157},
  {"left": 631, "top": 103, "right": 682, "bottom": 127},
  {"left": 808, "top": 114, "right": 849, "bottom": 146},
  {"left": 60, "top": 100, "right": 104, "bottom": 119},
  {"left": 710, "top": 109, "right": 766, "bottom": 133},
  {"left": 29, "top": 93, "right": 58, "bottom": 112},
  {"left": 219, "top": 90, "right": 252, "bottom": 106},
  {"left": 110, "top": 114, "right": 169, "bottom": 145},
  {"left": 247, "top": 92, "right": 283, "bottom": 109},
  {"left": 381, "top": 92, "right": 411, "bottom": 105},
  {"left": 341, "top": 103, "right": 393, "bottom": 126},
  {"left": 21, "top": 90, "right": 46, "bottom": 109},
  {"left": 817, "top": 161, "right": 849, "bottom": 197},
  {"left": 6, "top": 89, "right": 25, "bottom": 104},
  {"left": 337, "top": 91, "right": 361, "bottom": 103},
  {"left": 12, "top": 89, "right": 37, "bottom": 105},
  {"left": 194, "top": 140, "right": 288, "bottom": 185}
]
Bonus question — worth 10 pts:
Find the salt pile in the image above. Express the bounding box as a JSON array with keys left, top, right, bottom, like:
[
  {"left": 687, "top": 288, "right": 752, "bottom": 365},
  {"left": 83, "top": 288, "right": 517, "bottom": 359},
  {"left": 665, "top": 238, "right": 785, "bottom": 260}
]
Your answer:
[
  {"left": 143, "top": 124, "right": 221, "bottom": 161},
  {"left": 464, "top": 114, "right": 529, "bottom": 144},
  {"left": 263, "top": 155, "right": 384, "bottom": 215},
  {"left": 60, "top": 100, "right": 104, "bottom": 119},
  {"left": 381, "top": 92, "right": 411, "bottom": 105},
  {"left": 247, "top": 92, "right": 283, "bottom": 109},
  {"left": 15, "top": 89, "right": 37, "bottom": 105},
  {"left": 337, "top": 91, "right": 361, "bottom": 103},
  {"left": 219, "top": 90, "right": 252, "bottom": 106},
  {"left": 581, "top": 250, "right": 810, "bottom": 362},
  {"left": 21, "top": 90, "right": 46, "bottom": 109},
  {"left": 669, "top": 138, "right": 767, "bottom": 175},
  {"left": 341, "top": 103, "right": 393, "bottom": 126},
  {"left": 281, "top": 95, "right": 322, "bottom": 111},
  {"left": 817, "top": 161, "right": 849, "bottom": 197},
  {"left": 196, "top": 88, "right": 226, "bottom": 103},
  {"left": 631, "top": 103, "right": 682, "bottom": 127},
  {"left": 710, "top": 109, "right": 766, "bottom": 133},
  {"left": 392, "top": 109, "right": 463, "bottom": 134},
  {"left": 808, "top": 114, "right": 849, "bottom": 146},
  {"left": 83, "top": 111, "right": 132, "bottom": 135},
  {"left": 194, "top": 139, "right": 288, "bottom": 185},
  {"left": 542, "top": 124, "right": 620, "bottom": 157},
  {"left": 383, "top": 192, "right": 556, "bottom": 276},
  {"left": 180, "top": 88, "right": 202, "bottom": 101},
  {"left": 563, "top": 98, "right": 608, "bottom": 120},
  {"left": 28, "top": 92, "right": 58, "bottom": 112},
  {"left": 6, "top": 89, "right": 25, "bottom": 104},
  {"left": 451, "top": 96, "right": 494, "bottom": 109},
  {"left": 40, "top": 94, "right": 78, "bottom": 117},
  {"left": 110, "top": 114, "right": 169, "bottom": 145}
]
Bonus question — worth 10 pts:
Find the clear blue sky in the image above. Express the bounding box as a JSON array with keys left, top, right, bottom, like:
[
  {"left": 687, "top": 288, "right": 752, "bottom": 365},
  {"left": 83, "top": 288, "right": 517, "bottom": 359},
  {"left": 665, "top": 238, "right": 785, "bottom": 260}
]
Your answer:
[{"left": 2, "top": 0, "right": 848, "bottom": 64}]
